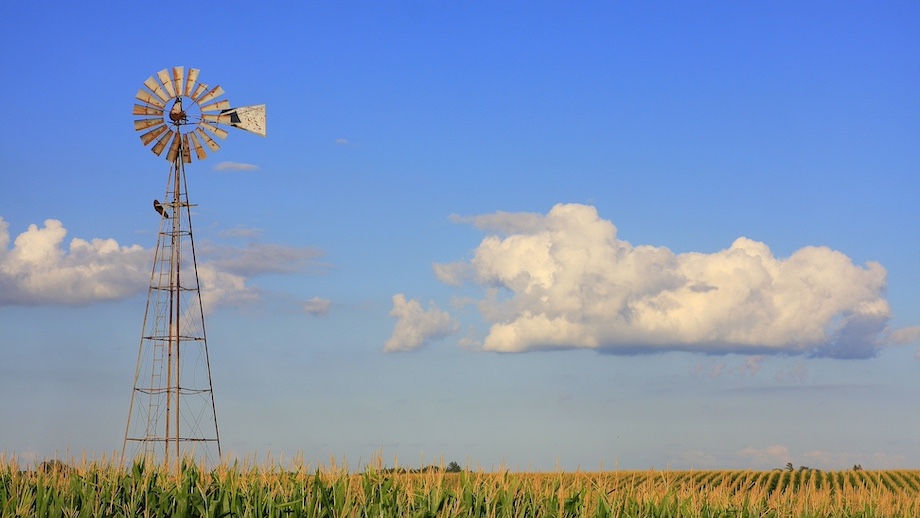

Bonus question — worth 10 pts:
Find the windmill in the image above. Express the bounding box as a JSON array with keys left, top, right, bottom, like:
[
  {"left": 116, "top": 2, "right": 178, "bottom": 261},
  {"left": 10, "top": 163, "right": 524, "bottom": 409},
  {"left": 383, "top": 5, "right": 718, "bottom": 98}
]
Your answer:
[{"left": 123, "top": 67, "right": 265, "bottom": 469}]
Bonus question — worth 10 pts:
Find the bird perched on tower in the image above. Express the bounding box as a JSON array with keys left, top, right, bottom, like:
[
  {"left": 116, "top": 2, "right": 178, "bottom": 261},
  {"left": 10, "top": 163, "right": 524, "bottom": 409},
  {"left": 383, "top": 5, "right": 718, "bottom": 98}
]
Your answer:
[{"left": 153, "top": 199, "right": 169, "bottom": 218}]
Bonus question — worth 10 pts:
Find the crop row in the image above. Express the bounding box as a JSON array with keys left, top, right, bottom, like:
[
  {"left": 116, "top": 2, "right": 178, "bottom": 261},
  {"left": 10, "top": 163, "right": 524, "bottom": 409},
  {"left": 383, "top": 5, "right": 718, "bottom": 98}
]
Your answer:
[
  {"left": 602, "top": 467, "right": 920, "bottom": 495},
  {"left": 2, "top": 457, "right": 919, "bottom": 517}
]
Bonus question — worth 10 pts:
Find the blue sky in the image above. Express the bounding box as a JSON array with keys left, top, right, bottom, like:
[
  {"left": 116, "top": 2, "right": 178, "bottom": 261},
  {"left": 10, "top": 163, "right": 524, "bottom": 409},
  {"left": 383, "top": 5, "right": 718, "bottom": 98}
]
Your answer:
[{"left": 1, "top": 1, "right": 918, "bottom": 471}]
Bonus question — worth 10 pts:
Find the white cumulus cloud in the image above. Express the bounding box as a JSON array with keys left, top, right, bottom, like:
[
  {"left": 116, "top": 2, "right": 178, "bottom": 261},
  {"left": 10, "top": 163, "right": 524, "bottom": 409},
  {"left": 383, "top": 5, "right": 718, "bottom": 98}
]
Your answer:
[
  {"left": 435, "top": 203, "right": 899, "bottom": 358},
  {"left": 0, "top": 218, "right": 148, "bottom": 305},
  {"left": 0, "top": 217, "right": 319, "bottom": 311},
  {"left": 384, "top": 294, "right": 458, "bottom": 352},
  {"left": 196, "top": 263, "right": 259, "bottom": 312}
]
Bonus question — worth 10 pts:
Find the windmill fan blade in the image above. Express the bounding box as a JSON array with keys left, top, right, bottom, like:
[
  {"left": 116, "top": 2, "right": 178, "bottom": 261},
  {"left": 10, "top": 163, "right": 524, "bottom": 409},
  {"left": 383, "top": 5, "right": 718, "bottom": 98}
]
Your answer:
[
  {"left": 189, "top": 130, "right": 208, "bottom": 160},
  {"left": 166, "top": 132, "right": 181, "bottom": 162},
  {"left": 202, "top": 113, "right": 232, "bottom": 125},
  {"left": 222, "top": 104, "right": 267, "bottom": 137},
  {"left": 143, "top": 77, "right": 170, "bottom": 103},
  {"left": 133, "top": 104, "right": 164, "bottom": 116},
  {"left": 200, "top": 120, "right": 229, "bottom": 139},
  {"left": 140, "top": 125, "right": 169, "bottom": 146},
  {"left": 181, "top": 133, "right": 192, "bottom": 163},
  {"left": 134, "top": 118, "right": 164, "bottom": 131},
  {"left": 136, "top": 89, "right": 165, "bottom": 109},
  {"left": 172, "top": 67, "right": 185, "bottom": 100},
  {"left": 200, "top": 99, "right": 231, "bottom": 113},
  {"left": 196, "top": 85, "right": 225, "bottom": 105},
  {"left": 157, "top": 69, "right": 176, "bottom": 98},
  {"left": 195, "top": 128, "right": 221, "bottom": 152},
  {"left": 151, "top": 130, "right": 174, "bottom": 156},
  {"left": 190, "top": 82, "right": 209, "bottom": 101},
  {"left": 185, "top": 68, "right": 200, "bottom": 97}
]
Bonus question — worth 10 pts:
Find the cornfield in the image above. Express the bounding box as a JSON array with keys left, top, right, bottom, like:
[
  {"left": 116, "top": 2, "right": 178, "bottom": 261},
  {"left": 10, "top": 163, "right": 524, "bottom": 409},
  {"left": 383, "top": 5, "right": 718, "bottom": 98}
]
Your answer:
[{"left": 3, "top": 455, "right": 919, "bottom": 517}]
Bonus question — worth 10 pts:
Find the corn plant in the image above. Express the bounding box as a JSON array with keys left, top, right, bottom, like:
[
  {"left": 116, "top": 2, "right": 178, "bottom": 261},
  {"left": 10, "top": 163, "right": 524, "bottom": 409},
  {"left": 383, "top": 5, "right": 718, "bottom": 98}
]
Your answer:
[{"left": 3, "top": 454, "right": 919, "bottom": 517}]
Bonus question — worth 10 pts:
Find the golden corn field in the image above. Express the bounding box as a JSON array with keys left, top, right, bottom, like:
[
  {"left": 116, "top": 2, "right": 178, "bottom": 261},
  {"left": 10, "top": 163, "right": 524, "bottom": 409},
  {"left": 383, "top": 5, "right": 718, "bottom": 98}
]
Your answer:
[{"left": 3, "top": 455, "right": 919, "bottom": 517}]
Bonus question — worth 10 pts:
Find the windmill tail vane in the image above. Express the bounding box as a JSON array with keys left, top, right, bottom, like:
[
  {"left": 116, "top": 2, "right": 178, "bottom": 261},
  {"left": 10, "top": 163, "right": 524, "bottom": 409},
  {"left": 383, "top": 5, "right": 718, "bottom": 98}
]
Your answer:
[{"left": 123, "top": 67, "right": 264, "bottom": 470}]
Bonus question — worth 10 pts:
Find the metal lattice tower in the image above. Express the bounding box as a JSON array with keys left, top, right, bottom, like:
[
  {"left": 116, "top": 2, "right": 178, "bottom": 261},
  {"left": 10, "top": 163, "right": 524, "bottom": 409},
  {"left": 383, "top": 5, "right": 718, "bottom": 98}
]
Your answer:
[{"left": 123, "top": 67, "right": 265, "bottom": 469}]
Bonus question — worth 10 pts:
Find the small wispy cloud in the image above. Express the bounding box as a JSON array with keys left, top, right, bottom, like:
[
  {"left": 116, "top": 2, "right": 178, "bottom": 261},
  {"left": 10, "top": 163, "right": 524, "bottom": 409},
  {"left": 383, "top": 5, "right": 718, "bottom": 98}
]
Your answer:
[
  {"left": 773, "top": 361, "right": 808, "bottom": 384},
  {"left": 457, "top": 325, "right": 482, "bottom": 350},
  {"left": 803, "top": 450, "right": 906, "bottom": 470},
  {"left": 213, "top": 161, "right": 260, "bottom": 172},
  {"left": 693, "top": 356, "right": 764, "bottom": 380},
  {"left": 888, "top": 326, "right": 920, "bottom": 345},
  {"left": 199, "top": 241, "right": 325, "bottom": 276},
  {"left": 673, "top": 450, "right": 719, "bottom": 469},
  {"left": 218, "top": 226, "right": 264, "bottom": 239},
  {"left": 738, "top": 445, "right": 791, "bottom": 468},
  {"left": 335, "top": 138, "right": 350, "bottom": 146},
  {"left": 448, "top": 210, "right": 543, "bottom": 235},
  {"left": 304, "top": 297, "right": 331, "bottom": 316}
]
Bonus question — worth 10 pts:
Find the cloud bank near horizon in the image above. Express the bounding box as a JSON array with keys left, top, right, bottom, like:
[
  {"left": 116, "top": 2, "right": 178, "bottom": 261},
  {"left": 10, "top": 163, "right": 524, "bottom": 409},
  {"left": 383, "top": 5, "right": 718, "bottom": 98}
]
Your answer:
[
  {"left": 435, "top": 203, "right": 906, "bottom": 359},
  {"left": 0, "top": 217, "right": 315, "bottom": 310}
]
